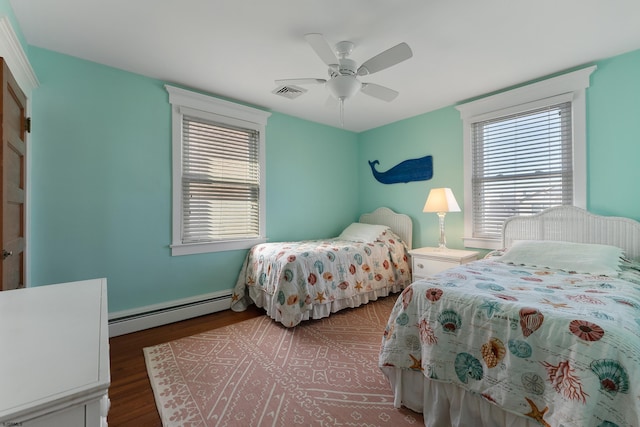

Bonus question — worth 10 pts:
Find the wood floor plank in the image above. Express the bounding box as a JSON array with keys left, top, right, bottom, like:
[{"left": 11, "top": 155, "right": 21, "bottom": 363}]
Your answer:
[{"left": 107, "top": 305, "right": 263, "bottom": 426}]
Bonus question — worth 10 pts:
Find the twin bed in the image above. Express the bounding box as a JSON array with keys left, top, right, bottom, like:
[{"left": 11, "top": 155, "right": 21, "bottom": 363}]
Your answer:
[
  {"left": 380, "top": 206, "right": 640, "bottom": 427},
  {"left": 231, "top": 207, "right": 413, "bottom": 327}
]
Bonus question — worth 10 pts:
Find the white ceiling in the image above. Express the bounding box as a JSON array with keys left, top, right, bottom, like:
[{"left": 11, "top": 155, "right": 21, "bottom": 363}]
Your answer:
[{"left": 9, "top": 0, "right": 640, "bottom": 132}]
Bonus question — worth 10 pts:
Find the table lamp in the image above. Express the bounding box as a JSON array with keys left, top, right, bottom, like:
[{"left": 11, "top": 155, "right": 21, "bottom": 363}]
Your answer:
[{"left": 423, "top": 188, "right": 460, "bottom": 249}]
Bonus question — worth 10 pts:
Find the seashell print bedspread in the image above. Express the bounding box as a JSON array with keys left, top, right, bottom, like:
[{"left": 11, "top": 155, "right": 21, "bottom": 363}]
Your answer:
[
  {"left": 379, "top": 259, "right": 640, "bottom": 427},
  {"left": 232, "top": 230, "right": 412, "bottom": 327}
]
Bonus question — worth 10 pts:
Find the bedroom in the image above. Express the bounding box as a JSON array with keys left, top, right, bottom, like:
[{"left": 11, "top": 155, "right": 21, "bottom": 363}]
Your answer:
[
  {"left": 1, "top": 0, "right": 640, "bottom": 425},
  {"left": 3, "top": 0, "right": 637, "bottom": 327}
]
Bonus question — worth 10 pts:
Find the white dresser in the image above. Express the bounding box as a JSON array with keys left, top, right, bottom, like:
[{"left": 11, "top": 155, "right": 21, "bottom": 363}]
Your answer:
[{"left": 0, "top": 278, "right": 110, "bottom": 426}]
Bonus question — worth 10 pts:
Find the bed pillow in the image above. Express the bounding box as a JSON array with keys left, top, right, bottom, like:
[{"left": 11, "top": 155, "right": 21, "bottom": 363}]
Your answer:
[
  {"left": 497, "top": 240, "right": 623, "bottom": 276},
  {"left": 338, "top": 223, "right": 390, "bottom": 242}
]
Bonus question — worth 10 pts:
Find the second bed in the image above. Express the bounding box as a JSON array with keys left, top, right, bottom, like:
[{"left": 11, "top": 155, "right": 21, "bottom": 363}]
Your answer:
[{"left": 231, "top": 207, "right": 413, "bottom": 327}]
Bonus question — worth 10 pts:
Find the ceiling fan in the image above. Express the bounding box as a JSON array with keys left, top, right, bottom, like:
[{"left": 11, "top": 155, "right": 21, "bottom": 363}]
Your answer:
[{"left": 275, "top": 33, "right": 413, "bottom": 126}]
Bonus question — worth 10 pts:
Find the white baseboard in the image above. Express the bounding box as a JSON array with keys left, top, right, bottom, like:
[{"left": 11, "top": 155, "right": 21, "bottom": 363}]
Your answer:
[{"left": 108, "top": 291, "right": 233, "bottom": 337}]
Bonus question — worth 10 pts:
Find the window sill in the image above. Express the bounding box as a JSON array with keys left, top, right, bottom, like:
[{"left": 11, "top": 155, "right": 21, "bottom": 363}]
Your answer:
[
  {"left": 462, "top": 237, "right": 503, "bottom": 251},
  {"left": 171, "top": 237, "right": 266, "bottom": 256}
]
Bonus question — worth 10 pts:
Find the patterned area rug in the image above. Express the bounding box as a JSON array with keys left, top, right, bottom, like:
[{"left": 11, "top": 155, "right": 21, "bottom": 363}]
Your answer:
[{"left": 144, "top": 296, "right": 423, "bottom": 426}]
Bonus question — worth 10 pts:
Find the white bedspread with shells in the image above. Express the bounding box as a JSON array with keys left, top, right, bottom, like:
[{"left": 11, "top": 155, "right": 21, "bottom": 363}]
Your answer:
[
  {"left": 232, "top": 230, "right": 412, "bottom": 327},
  {"left": 379, "top": 259, "right": 640, "bottom": 427}
]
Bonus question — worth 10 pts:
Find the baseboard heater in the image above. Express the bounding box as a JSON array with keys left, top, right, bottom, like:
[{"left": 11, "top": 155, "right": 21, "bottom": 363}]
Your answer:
[{"left": 108, "top": 291, "right": 232, "bottom": 337}]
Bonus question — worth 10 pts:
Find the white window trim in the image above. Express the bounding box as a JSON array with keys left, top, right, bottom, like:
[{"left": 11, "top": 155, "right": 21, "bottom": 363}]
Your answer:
[
  {"left": 455, "top": 66, "right": 596, "bottom": 250},
  {"left": 166, "top": 85, "right": 271, "bottom": 256}
]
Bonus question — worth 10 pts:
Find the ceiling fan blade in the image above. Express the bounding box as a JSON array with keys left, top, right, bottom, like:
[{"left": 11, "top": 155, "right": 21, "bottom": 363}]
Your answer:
[
  {"left": 361, "top": 83, "right": 399, "bottom": 102},
  {"left": 357, "top": 42, "right": 413, "bottom": 76},
  {"left": 304, "top": 33, "right": 338, "bottom": 66},
  {"left": 275, "top": 78, "right": 326, "bottom": 85}
]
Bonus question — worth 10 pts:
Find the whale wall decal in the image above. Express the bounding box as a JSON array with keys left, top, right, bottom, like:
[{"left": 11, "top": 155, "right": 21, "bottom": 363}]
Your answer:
[{"left": 368, "top": 155, "right": 433, "bottom": 184}]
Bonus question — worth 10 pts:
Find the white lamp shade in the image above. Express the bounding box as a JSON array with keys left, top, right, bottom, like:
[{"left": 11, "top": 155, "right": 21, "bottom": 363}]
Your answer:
[{"left": 423, "top": 188, "right": 461, "bottom": 213}]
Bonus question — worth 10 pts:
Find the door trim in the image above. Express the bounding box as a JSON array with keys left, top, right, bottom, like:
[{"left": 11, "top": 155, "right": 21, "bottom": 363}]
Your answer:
[{"left": 0, "top": 16, "right": 37, "bottom": 287}]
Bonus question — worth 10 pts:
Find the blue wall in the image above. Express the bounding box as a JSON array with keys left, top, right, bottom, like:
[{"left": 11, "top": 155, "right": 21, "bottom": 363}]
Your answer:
[
  {"left": 27, "top": 48, "right": 359, "bottom": 313},
  {"left": 9, "top": 0, "right": 639, "bottom": 314},
  {"left": 265, "top": 113, "right": 359, "bottom": 241},
  {"left": 357, "top": 107, "right": 463, "bottom": 249},
  {"left": 586, "top": 50, "right": 640, "bottom": 217},
  {"left": 357, "top": 49, "right": 640, "bottom": 249}
]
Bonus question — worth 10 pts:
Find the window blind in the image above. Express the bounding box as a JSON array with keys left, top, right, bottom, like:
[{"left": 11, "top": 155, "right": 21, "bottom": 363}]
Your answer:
[
  {"left": 471, "top": 102, "right": 573, "bottom": 239},
  {"left": 182, "top": 116, "right": 260, "bottom": 243}
]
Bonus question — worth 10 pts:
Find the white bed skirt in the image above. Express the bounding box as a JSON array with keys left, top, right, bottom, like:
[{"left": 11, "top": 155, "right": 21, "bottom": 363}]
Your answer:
[
  {"left": 381, "top": 367, "right": 538, "bottom": 427},
  {"left": 243, "top": 284, "right": 404, "bottom": 325}
]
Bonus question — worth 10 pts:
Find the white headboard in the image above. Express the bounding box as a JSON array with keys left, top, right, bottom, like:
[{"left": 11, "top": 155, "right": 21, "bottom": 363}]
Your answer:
[
  {"left": 502, "top": 206, "right": 640, "bottom": 261},
  {"left": 360, "top": 207, "right": 413, "bottom": 250}
]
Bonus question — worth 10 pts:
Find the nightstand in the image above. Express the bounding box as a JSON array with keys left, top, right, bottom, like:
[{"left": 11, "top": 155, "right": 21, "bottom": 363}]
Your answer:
[{"left": 409, "top": 247, "right": 479, "bottom": 281}]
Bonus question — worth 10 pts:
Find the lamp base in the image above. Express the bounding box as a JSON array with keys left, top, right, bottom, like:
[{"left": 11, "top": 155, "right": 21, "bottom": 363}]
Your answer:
[{"left": 437, "top": 212, "right": 447, "bottom": 249}]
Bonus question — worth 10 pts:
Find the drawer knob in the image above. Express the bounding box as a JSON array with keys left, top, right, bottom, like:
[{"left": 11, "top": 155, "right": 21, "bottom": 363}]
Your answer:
[{"left": 417, "top": 263, "right": 424, "bottom": 269}]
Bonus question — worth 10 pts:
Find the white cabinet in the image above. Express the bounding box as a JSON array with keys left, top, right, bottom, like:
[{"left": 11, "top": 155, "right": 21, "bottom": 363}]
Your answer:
[
  {"left": 0, "top": 279, "right": 110, "bottom": 426},
  {"left": 409, "top": 247, "right": 479, "bottom": 281}
]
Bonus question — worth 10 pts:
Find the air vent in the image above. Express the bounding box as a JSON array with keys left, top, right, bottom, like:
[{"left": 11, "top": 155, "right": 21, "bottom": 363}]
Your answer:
[{"left": 272, "top": 85, "right": 307, "bottom": 99}]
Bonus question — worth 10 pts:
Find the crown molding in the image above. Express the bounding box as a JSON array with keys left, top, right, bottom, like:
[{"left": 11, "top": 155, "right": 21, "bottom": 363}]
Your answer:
[{"left": 0, "top": 16, "right": 38, "bottom": 95}]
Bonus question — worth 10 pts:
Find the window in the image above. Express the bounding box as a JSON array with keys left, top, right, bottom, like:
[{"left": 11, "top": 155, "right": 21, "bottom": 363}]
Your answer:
[
  {"left": 456, "top": 66, "right": 595, "bottom": 249},
  {"left": 166, "top": 85, "right": 271, "bottom": 256},
  {"left": 471, "top": 101, "right": 573, "bottom": 239}
]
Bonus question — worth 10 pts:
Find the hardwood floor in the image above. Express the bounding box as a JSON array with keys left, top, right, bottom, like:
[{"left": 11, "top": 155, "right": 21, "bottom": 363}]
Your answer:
[{"left": 107, "top": 305, "right": 263, "bottom": 426}]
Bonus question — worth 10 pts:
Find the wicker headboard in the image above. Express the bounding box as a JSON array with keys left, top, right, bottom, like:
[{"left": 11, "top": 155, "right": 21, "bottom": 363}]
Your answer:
[
  {"left": 502, "top": 206, "right": 640, "bottom": 261},
  {"left": 360, "top": 207, "right": 413, "bottom": 250}
]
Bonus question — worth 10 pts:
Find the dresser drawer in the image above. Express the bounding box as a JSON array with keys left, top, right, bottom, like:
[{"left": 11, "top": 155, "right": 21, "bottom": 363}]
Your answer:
[
  {"left": 413, "top": 257, "right": 458, "bottom": 278},
  {"left": 409, "top": 247, "right": 479, "bottom": 281}
]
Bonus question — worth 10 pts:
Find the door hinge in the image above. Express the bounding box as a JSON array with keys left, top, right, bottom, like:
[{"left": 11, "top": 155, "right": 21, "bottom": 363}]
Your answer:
[{"left": 25, "top": 117, "right": 31, "bottom": 133}]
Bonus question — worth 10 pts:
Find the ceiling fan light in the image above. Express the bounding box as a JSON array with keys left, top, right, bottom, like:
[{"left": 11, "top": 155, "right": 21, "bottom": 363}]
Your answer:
[{"left": 326, "top": 75, "right": 362, "bottom": 100}]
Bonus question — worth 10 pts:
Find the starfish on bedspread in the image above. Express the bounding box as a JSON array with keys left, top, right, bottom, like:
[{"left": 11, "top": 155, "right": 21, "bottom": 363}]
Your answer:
[
  {"left": 315, "top": 292, "right": 326, "bottom": 303},
  {"left": 478, "top": 299, "right": 501, "bottom": 318},
  {"left": 409, "top": 354, "right": 423, "bottom": 371},
  {"left": 524, "top": 397, "right": 550, "bottom": 427},
  {"left": 539, "top": 298, "right": 570, "bottom": 309}
]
